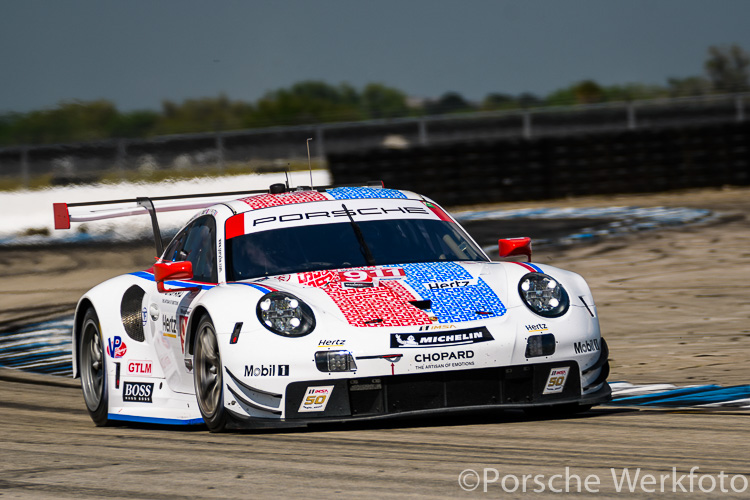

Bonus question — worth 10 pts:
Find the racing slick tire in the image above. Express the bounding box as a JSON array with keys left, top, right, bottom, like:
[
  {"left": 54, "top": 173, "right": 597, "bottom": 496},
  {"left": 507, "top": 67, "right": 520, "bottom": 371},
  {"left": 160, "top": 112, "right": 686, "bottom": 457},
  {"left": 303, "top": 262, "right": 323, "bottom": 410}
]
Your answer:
[
  {"left": 80, "top": 308, "right": 109, "bottom": 426},
  {"left": 194, "top": 315, "right": 229, "bottom": 432}
]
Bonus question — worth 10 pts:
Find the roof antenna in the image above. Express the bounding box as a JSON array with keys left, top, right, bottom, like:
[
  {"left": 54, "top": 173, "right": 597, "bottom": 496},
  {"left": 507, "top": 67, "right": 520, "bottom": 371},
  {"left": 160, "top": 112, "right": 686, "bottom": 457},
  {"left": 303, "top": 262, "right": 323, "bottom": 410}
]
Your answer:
[
  {"left": 284, "top": 165, "right": 291, "bottom": 191},
  {"left": 306, "top": 138, "right": 314, "bottom": 190}
]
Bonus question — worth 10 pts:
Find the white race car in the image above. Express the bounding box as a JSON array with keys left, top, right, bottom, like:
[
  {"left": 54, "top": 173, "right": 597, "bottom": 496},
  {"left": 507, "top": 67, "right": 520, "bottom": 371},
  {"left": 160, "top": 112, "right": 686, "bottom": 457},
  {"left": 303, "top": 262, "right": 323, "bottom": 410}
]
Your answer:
[{"left": 54, "top": 183, "right": 610, "bottom": 431}]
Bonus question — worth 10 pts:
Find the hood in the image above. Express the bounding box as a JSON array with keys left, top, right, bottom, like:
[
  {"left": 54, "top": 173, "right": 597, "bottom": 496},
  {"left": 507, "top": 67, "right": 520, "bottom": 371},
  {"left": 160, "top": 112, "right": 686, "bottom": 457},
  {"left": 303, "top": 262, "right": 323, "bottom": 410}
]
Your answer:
[{"left": 258, "top": 261, "right": 510, "bottom": 328}]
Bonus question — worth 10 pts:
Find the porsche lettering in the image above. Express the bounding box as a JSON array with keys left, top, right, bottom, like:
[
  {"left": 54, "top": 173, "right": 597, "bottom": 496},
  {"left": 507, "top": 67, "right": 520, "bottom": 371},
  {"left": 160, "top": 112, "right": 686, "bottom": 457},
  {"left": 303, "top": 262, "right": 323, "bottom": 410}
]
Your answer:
[{"left": 252, "top": 206, "right": 429, "bottom": 226}]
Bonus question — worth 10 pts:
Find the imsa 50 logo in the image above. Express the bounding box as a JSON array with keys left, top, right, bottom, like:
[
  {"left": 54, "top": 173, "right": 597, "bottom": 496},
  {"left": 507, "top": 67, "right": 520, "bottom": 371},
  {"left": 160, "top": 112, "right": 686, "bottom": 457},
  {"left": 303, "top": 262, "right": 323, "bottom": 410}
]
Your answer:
[
  {"left": 542, "top": 367, "right": 570, "bottom": 395},
  {"left": 298, "top": 385, "right": 334, "bottom": 412},
  {"left": 123, "top": 382, "right": 154, "bottom": 403}
]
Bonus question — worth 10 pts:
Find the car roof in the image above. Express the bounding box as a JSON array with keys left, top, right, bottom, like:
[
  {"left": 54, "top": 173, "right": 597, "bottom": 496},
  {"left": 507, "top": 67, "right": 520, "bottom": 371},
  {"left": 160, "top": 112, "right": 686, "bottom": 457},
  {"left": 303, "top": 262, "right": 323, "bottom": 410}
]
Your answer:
[{"left": 223, "top": 186, "right": 425, "bottom": 214}]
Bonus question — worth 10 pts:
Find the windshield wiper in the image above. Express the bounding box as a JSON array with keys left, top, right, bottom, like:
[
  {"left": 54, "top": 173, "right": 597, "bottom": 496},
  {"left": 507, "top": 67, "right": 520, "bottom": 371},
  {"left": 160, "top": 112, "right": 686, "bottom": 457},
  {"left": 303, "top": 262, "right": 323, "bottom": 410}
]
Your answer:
[{"left": 341, "top": 203, "right": 376, "bottom": 266}]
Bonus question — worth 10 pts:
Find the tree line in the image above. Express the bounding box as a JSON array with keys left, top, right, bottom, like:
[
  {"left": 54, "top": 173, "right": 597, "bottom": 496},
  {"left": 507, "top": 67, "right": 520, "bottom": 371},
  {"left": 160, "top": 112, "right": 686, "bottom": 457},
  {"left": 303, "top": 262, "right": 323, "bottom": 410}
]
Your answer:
[{"left": 1, "top": 44, "right": 748, "bottom": 147}]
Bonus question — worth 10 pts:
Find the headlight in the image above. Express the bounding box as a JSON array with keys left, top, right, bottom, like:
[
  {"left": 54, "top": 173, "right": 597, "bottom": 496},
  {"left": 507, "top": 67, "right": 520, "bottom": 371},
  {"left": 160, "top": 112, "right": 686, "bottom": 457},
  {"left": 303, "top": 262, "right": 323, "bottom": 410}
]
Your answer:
[
  {"left": 256, "top": 291, "right": 316, "bottom": 337},
  {"left": 518, "top": 273, "right": 569, "bottom": 318}
]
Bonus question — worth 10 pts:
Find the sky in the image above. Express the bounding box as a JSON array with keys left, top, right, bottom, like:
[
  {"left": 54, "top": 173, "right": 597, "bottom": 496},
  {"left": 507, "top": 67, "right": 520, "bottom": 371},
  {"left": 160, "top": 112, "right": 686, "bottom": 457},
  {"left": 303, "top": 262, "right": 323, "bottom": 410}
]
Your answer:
[{"left": 2, "top": 0, "right": 750, "bottom": 114}]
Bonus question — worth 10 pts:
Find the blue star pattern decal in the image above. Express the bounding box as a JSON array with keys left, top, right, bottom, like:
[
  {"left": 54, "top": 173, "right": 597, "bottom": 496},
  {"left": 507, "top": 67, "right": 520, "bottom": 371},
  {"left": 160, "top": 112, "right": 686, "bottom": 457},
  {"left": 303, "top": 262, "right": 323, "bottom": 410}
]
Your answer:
[
  {"left": 400, "top": 262, "right": 507, "bottom": 323},
  {"left": 327, "top": 187, "right": 407, "bottom": 200}
]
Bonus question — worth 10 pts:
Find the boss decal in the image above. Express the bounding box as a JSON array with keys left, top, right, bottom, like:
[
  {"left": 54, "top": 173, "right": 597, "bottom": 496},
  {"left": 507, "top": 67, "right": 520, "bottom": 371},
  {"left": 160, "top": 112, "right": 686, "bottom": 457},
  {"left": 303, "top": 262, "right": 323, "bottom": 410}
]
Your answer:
[
  {"left": 122, "top": 382, "right": 154, "bottom": 402},
  {"left": 390, "top": 326, "right": 494, "bottom": 348}
]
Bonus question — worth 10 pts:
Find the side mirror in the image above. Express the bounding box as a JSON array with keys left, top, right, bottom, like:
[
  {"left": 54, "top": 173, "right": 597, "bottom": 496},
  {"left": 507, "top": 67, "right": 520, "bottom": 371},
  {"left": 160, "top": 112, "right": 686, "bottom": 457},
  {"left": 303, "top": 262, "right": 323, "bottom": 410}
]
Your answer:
[
  {"left": 154, "top": 260, "right": 199, "bottom": 293},
  {"left": 498, "top": 237, "right": 532, "bottom": 261}
]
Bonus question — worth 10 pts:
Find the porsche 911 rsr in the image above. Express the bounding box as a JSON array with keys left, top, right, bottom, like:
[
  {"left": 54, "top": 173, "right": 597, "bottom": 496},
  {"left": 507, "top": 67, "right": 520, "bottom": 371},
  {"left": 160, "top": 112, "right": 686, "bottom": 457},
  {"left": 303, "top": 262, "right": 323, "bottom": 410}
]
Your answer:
[{"left": 54, "top": 183, "right": 610, "bottom": 431}]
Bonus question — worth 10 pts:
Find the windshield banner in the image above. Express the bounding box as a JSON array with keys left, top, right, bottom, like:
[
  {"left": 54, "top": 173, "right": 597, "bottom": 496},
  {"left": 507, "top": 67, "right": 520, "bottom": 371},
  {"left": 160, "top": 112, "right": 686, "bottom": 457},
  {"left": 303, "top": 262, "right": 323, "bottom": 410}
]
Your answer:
[{"left": 225, "top": 199, "right": 440, "bottom": 239}]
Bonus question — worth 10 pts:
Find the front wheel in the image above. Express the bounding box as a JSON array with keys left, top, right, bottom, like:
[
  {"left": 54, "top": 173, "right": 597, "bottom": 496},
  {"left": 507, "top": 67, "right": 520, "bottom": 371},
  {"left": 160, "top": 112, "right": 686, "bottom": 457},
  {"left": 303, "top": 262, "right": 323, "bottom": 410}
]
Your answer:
[
  {"left": 193, "top": 316, "right": 229, "bottom": 432},
  {"left": 79, "top": 308, "right": 109, "bottom": 426}
]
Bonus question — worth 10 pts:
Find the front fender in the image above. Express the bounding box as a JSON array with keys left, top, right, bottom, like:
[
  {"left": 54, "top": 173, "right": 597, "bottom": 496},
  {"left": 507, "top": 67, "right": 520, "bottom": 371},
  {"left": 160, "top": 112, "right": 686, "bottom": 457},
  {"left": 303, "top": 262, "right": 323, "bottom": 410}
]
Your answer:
[
  {"left": 71, "top": 274, "right": 149, "bottom": 378},
  {"left": 185, "top": 283, "right": 269, "bottom": 356}
]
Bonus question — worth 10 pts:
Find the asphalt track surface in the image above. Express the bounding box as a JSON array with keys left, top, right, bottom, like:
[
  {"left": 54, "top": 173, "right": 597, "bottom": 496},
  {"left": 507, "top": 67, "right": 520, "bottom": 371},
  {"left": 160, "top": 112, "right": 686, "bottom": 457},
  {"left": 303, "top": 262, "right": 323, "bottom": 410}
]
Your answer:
[
  {"left": 2, "top": 187, "right": 750, "bottom": 498},
  {"left": 2, "top": 370, "right": 750, "bottom": 499}
]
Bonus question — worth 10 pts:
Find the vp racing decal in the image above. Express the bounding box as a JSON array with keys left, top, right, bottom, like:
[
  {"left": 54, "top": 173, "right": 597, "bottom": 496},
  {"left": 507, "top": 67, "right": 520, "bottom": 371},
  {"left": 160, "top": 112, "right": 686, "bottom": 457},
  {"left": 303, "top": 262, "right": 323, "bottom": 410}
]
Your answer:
[{"left": 107, "top": 336, "right": 127, "bottom": 358}]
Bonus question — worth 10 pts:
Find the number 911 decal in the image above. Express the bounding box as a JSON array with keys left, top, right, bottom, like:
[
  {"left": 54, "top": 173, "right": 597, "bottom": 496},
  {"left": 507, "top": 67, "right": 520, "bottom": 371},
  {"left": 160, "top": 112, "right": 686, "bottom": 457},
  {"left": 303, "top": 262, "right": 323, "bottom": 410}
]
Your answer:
[{"left": 338, "top": 268, "right": 405, "bottom": 282}]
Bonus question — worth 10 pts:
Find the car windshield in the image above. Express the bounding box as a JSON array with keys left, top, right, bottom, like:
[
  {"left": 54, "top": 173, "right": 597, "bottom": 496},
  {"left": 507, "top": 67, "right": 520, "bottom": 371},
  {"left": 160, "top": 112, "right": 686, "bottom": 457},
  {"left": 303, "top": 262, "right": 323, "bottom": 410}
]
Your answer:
[{"left": 226, "top": 218, "right": 487, "bottom": 280}]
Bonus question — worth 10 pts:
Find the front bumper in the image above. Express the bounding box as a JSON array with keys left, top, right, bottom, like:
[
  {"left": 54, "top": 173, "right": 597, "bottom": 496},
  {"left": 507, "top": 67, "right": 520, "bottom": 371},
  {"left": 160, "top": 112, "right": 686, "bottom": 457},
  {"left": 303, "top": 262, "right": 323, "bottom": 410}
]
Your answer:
[{"left": 225, "top": 359, "right": 611, "bottom": 429}]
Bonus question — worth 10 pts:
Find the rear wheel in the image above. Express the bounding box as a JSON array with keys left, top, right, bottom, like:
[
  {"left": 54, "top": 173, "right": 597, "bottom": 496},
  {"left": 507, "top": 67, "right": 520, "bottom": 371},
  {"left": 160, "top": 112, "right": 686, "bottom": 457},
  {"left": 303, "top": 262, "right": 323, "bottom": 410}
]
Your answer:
[
  {"left": 193, "top": 316, "right": 229, "bottom": 432},
  {"left": 79, "top": 308, "right": 109, "bottom": 426}
]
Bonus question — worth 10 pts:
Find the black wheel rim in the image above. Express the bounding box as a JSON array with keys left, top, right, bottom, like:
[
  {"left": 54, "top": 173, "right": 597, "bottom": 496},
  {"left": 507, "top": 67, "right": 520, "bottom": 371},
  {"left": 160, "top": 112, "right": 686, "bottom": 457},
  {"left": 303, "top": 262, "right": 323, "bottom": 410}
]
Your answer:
[
  {"left": 196, "top": 323, "right": 222, "bottom": 416},
  {"left": 81, "top": 319, "right": 104, "bottom": 412}
]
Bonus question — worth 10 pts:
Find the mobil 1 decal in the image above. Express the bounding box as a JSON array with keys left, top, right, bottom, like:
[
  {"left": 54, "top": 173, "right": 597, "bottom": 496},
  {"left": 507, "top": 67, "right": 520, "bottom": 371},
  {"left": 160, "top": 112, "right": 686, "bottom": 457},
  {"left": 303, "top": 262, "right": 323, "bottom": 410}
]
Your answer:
[{"left": 391, "top": 326, "right": 494, "bottom": 348}]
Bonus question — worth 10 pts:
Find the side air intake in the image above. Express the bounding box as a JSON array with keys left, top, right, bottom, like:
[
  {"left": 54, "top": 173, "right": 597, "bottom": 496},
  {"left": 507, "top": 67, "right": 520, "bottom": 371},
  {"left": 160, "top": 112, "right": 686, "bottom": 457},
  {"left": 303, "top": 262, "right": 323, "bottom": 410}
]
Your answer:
[{"left": 120, "top": 285, "right": 146, "bottom": 342}]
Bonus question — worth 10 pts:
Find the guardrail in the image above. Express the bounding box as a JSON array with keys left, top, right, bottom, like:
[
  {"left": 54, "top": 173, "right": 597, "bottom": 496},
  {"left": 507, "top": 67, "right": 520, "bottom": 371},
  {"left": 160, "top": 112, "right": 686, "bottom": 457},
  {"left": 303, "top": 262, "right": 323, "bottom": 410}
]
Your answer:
[
  {"left": 329, "top": 120, "right": 750, "bottom": 206},
  {"left": 1, "top": 92, "right": 748, "bottom": 188}
]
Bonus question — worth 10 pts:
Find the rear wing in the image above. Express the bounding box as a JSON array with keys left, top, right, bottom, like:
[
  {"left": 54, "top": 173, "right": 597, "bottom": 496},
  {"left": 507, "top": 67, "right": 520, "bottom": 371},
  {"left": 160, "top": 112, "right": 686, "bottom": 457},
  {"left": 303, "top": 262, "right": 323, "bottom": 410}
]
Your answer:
[
  {"left": 53, "top": 188, "right": 273, "bottom": 255},
  {"left": 53, "top": 181, "right": 384, "bottom": 255}
]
